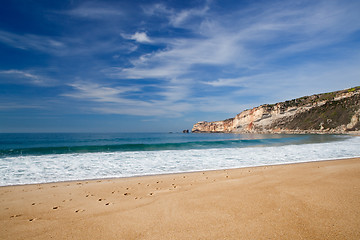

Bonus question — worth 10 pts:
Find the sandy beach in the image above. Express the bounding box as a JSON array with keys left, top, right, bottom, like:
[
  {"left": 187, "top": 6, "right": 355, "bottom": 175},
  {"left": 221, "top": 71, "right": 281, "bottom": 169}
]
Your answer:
[{"left": 1, "top": 157, "right": 360, "bottom": 239}]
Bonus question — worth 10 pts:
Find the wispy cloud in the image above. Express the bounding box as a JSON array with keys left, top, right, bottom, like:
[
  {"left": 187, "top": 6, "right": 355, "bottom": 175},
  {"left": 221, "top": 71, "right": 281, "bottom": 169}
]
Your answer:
[
  {"left": 102, "top": 0, "right": 360, "bottom": 117},
  {"left": 0, "top": 102, "right": 45, "bottom": 110},
  {"left": 0, "top": 69, "right": 55, "bottom": 86},
  {"left": 1, "top": 0, "right": 359, "bottom": 126},
  {"left": 0, "top": 30, "right": 65, "bottom": 54},
  {"left": 115, "top": 0, "right": 360, "bottom": 84},
  {"left": 63, "top": 2, "right": 124, "bottom": 19},
  {"left": 143, "top": 1, "right": 210, "bottom": 28},
  {"left": 62, "top": 81, "right": 191, "bottom": 116},
  {"left": 63, "top": 82, "right": 141, "bottom": 103}
]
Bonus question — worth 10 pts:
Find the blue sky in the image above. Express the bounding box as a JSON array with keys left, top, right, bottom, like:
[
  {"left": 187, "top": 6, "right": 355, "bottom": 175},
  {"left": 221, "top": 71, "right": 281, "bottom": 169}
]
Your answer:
[{"left": 0, "top": 0, "right": 359, "bottom": 132}]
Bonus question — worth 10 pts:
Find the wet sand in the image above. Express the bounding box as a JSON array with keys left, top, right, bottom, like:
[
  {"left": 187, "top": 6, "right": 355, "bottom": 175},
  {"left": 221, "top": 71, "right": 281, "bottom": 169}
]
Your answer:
[{"left": 1, "top": 158, "right": 360, "bottom": 239}]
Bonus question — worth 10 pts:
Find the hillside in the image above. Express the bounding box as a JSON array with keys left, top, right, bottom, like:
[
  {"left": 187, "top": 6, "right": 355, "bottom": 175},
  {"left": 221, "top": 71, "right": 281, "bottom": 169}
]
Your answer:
[{"left": 192, "top": 87, "right": 360, "bottom": 134}]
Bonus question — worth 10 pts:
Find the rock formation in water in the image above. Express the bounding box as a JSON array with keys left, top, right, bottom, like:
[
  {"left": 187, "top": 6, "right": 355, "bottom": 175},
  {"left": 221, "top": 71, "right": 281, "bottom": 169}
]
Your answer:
[{"left": 192, "top": 87, "right": 360, "bottom": 134}]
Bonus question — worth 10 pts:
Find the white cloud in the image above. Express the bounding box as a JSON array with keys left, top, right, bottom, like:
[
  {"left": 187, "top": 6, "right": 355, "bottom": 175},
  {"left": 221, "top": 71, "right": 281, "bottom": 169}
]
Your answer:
[
  {"left": 130, "top": 32, "right": 152, "bottom": 43},
  {"left": 115, "top": 0, "right": 360, "bottom": 81},
  {"left": 0, "top": 30, "right": 65, "bottom": 53},
  {"left": 63, "top": 82, "right": 142, "bottom": 104},
  {"left": 0, "top": 69, "right": 55, "bottom": 86},
  {"left": 62, "top": 81, "right": 192, "bottom": 117},
  {"left": 143, "top": 1, "right": 210, "bottom": 28},
  {"left": 64, "top": 2, "right": 123, "bottom": 19},
  {"left": 170, "top": 5, "right": 209, "bottom": 27},
  {"left": 0, "top": 102, "right": 45, "bottom": 110},
  {"left": 202, "top": 77, "right": 248, "bottom": 87},
  {"left": 4, "top": 0, "right": 358, "bottom": 120},
  {"left": 96, "top": 0, "right": 360, "bottom": 118}
]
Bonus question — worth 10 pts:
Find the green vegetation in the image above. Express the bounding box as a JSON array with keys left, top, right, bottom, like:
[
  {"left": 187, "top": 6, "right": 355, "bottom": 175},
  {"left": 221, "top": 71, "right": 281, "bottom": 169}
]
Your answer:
[
  {"left": 348, "top": 86, "right": 360, "bottom": 92},
  {"left": 270, "top": 92, "right": 360, "bottom": 131},
  {"left": 267, "top": 86, "right": 360, "bottom": 110}
]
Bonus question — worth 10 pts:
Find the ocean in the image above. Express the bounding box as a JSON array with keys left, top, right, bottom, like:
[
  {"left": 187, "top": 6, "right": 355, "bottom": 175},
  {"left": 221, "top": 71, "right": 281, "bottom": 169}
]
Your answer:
[{"left": 1, "top": 132, "right": 359, "bottom": 186}]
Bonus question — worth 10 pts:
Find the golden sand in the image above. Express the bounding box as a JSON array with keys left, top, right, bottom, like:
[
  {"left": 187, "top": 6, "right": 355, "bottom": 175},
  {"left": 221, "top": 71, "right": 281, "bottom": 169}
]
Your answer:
[{"left": 1, "top": 158, "right": 360, "bottom": 239}]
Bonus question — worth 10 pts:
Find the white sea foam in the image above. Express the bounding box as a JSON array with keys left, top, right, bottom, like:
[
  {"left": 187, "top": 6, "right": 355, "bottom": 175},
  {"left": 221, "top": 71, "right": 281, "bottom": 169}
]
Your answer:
[{"left": 1, "top": 136, "right": 359, "bottom": 186}]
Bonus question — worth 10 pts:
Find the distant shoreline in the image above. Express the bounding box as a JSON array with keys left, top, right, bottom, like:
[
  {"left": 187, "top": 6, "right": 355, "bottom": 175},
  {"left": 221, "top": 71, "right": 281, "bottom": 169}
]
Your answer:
[{"left": 192, "top": 130, "right": 360, "bottom": 135}]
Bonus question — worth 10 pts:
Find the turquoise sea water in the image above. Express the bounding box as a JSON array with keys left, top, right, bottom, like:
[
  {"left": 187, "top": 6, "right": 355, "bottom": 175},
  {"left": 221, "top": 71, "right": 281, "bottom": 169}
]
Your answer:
[
  {"left": 0, "top": 132, "right": 343, "bottom": 156},
  {"left": 0, "top": 133, "right": 359, "bottom": 186}
]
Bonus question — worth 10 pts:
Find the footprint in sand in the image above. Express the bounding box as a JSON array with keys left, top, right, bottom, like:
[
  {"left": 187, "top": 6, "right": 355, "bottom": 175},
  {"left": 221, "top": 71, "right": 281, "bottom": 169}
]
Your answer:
[
  {"left": 29, "top": 218, "right": 37, "bottom": 222},
  {"left": 75, "top": 209, "right": 85, "bottom": 213},
  {"left": 53, "top": 206, "right": 59, "bottom": 210}
]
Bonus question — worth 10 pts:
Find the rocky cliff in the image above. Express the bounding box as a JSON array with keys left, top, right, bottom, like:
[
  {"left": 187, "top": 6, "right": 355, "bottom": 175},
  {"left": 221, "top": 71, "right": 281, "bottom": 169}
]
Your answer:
[{"left": 192, "top": 87, "right": 360, "bottom": 134}]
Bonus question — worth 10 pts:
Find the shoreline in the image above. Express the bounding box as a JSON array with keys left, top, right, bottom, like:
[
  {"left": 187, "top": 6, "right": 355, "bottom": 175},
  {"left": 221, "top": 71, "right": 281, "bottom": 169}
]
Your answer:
[
  {"left": 192, "top": 130, "right": 360, "bottom": 135},
  {"left": 1, "top": 157, "right": 360, "bottom": 239},
  {"left": 1, "top": 155, "right": 360, "bottom": 188}
]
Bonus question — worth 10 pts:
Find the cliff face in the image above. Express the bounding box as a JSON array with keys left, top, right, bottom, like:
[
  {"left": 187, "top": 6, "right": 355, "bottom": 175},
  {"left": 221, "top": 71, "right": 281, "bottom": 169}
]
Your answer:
[{"left": 192, "top": 87, "right": 360, "bottom": 134}]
